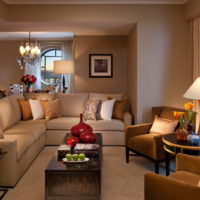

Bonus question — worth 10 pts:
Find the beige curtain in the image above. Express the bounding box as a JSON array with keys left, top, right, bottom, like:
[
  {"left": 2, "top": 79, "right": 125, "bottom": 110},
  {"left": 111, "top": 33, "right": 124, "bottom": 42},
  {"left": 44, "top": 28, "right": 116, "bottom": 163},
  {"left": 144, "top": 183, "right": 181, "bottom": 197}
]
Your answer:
[{"left": 192, "top": 16, "right": 200, "bottom": 132}]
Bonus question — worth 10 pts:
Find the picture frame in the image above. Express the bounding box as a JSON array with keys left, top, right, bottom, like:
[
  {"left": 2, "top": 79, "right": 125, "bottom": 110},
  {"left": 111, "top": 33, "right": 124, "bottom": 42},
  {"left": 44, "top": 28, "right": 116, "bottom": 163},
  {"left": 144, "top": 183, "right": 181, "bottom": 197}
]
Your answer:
[{"left": 89, "top": 54, "right": 113, "bottom": 78}]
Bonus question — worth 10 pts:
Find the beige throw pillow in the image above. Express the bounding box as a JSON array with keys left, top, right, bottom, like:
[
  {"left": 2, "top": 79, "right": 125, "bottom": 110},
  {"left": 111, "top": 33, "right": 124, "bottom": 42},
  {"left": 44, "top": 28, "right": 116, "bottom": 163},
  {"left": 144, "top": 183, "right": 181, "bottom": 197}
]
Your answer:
[
  {"left": 150, "top": 116, "right": 178, "bottom": 135},
  {"left": 29, "top": 99, "right": 44, "bottom": 120},
  {"left": 100, "top": 99, "right": 115, "bottom": 121},
  {"left": 83, "top": 99, "right": 101, "bottom": 120}
]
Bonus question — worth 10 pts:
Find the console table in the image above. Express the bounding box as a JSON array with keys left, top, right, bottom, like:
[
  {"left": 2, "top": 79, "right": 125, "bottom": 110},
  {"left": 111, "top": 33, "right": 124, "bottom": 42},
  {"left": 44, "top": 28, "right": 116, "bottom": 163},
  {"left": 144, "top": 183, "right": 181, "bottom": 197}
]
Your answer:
[
  {"left": 0, "top": 151, "right": 8, "bottom": 200},
  {"left": 162, "top": 133, "right": 200, "bottom": 176}
]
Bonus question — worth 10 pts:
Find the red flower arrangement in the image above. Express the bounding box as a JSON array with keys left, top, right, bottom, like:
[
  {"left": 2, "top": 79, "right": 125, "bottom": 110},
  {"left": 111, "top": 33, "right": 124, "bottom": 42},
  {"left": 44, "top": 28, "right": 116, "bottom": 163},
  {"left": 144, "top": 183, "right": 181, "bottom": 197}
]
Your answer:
[{"left": 21, "top": 74, "right": 37, "bottom": 86}]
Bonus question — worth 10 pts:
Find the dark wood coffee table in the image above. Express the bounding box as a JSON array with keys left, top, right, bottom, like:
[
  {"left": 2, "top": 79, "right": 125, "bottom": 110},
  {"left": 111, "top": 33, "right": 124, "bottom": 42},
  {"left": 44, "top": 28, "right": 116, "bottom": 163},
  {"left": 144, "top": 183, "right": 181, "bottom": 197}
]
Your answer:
[{"left": 45, "top": 133, "right": 102, "bottom": 200}]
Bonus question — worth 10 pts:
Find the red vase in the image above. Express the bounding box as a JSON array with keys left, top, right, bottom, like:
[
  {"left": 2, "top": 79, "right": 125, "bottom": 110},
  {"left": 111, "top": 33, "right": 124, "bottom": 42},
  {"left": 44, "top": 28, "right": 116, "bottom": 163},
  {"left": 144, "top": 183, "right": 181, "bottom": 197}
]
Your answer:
[
  {"left": 80, "top": 132, "right": 96, "bottom": 143},
  {"left": 66, "top": 136, "right": 79, "bottom": 147},
  {"left": 71, "top": 114, "right": 93, "bottom": 137}
]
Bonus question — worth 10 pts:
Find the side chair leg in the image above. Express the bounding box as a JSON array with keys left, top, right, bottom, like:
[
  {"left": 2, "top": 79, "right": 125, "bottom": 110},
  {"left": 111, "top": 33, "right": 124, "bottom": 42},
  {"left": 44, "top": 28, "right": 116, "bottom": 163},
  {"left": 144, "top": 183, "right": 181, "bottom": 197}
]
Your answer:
[
  {"left": 155, "top": 161, "right": 159, "bottom": 174},
  {"left": 126, "top": 146, "right": 129, "bottom": 163}
]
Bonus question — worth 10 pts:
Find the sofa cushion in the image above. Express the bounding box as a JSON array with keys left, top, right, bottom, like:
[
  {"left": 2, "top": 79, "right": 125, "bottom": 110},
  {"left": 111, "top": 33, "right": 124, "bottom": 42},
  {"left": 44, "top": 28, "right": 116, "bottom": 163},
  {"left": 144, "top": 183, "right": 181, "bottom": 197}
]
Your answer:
[
  {"left": 47, "top": 117, "right": 80, "bottom": 130},
  {"left": 89, "top": 93, "right": 124, "bottom": 101},
  {"left": 47, "top": 117, "right": 124, "bottom": 131},
  {"left": 4, "top": 134, "right": 34, "bottom": 160},
  {"left": 4, "top": 122, "right": 46, "bottom": 142},
  {"left": 87, "top": 119, "right": 124, "bottom": 131},
  {"left": 56, "top": 93, "right": 89, "bottom": 117},
  {"left": 24, "top": 93, "right": 56, "bottom": 101},
  {"left": 0, "top": 97, "right": 21, "bottom": 131},
  {"left": 170, "top": 171, "right": 200, "bottom": 186}
]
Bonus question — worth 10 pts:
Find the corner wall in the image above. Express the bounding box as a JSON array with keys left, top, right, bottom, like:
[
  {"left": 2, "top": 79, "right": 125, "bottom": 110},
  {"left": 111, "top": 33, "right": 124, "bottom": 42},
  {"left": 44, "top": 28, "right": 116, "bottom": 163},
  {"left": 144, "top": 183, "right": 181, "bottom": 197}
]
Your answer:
[{"left": 128, "top": 26, "right": 138, "bottom": 123}]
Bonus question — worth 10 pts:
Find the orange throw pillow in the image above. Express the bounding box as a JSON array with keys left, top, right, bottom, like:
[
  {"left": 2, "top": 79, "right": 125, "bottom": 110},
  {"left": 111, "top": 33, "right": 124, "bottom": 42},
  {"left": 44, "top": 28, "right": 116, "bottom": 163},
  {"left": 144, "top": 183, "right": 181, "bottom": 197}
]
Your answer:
[
  {"left": 107, "top": 97, "right": 129, "bottom": 120},
  {"left": 18, "top": 100, "right": 33, "bottom": 120},
  {"left": 40, "top": 99, "right": 61, "bottom": 120}
]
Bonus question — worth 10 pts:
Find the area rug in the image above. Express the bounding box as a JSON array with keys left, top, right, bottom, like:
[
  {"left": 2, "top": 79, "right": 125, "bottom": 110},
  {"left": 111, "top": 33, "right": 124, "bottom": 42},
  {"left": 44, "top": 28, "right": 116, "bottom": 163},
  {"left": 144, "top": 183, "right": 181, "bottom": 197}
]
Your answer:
[{"left": 4, "top": 146, "right": 169, "bottom": 200}]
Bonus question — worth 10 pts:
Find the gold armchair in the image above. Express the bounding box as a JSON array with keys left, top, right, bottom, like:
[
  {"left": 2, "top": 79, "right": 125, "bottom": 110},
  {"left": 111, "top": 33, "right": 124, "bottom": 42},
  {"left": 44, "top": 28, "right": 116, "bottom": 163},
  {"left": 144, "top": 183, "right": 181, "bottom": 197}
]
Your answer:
[
  {"left": 125, "top": 106, "right": 188, "bottom": 173},
  {"left": 145, "top": 154, "right": 200, "bottom": 200}
]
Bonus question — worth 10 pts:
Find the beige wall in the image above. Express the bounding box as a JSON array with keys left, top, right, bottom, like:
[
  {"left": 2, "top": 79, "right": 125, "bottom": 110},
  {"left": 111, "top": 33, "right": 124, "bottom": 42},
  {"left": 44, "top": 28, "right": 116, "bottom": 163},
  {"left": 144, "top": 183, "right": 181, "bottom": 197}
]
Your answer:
[
  {"left": 74, "top": 35, "right": 128, "bottom": 93},
  {"left": 0, "top": 41, "right": 23, "bottom": 90},
  {"left": 128, "top": 26, "right": 138, "bottom": 123},
  {"left": 136, "top": 6, "right": 190, "bottom": 122},
  {"left": 185, "top": 0, "right": 200, "bottom": 19}
]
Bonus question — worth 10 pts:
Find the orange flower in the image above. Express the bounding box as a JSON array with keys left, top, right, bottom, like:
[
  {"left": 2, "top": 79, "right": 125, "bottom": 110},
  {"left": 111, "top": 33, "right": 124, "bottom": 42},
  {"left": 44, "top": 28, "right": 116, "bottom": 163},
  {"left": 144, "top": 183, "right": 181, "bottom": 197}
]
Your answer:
[
  {"left": 184, "top": 102, "right": 195, "bottom": 111},
  {"left": 173, "top": 111, "right": 185, "bottom": 119}
]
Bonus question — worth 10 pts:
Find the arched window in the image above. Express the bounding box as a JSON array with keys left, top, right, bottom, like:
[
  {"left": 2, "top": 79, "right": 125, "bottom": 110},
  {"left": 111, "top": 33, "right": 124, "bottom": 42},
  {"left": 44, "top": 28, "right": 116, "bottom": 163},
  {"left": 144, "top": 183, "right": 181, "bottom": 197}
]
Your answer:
[{"left": 41, "top": 49, "right": 62, "bottom": 85}]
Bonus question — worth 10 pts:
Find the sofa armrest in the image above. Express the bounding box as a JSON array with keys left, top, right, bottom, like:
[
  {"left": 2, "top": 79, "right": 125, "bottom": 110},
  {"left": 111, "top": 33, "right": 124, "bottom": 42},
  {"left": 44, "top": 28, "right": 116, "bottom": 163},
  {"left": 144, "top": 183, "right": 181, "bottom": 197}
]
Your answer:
[
  {"left": 145, "top": 173, "right": 200, "bottom": 200},
  {"left": 0, "top": 138, "right": 17, "bottom": 186},
  {"left": 125, "top": 123, "right": 152, "bottom": 144},
  {"left": 176, "top": 154, "right": 200, "bottom": 175},
  {"left": 123, "top": 112, "right": 132, "bottom": 126}
]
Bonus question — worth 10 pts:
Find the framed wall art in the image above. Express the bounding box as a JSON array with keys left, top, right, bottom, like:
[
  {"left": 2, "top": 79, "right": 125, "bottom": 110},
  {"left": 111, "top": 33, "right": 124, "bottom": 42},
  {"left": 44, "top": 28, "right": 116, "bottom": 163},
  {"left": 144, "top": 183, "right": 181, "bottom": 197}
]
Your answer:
[{"left": 89, "top": 54, "right": 113, "bottom": 78}]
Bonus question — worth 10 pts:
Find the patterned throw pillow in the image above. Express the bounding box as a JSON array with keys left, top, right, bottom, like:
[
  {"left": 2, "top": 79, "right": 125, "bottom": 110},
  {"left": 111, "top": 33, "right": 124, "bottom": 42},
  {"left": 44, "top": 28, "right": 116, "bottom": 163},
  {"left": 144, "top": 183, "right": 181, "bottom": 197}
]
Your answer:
[
  {"left": 40, "top": 99, "right": 61, "bottom": 120},
  {"left": 83, "top": 99, "right": 101, "bottom": 120}
]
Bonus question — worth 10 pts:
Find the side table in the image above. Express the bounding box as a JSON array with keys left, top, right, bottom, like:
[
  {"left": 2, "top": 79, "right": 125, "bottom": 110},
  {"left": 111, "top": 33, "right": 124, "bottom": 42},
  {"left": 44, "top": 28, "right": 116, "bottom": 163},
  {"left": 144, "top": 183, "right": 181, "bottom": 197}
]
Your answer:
[
  {"left": 0, "top": 151, "right": 8, "bottom": 200},
  {"left": 162, "top": 133, "right": 200, "bottom": 176}
]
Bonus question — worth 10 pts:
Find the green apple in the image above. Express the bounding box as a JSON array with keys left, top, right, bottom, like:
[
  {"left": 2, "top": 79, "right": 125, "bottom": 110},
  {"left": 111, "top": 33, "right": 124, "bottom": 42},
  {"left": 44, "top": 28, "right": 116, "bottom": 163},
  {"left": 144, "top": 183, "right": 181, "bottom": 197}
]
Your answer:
[
  {"left": 66, "top": 153, "right": 72, "bottom": 161},
  {"left": 79, "top": 153, "right": 86, "bottom": 161},
  {"left": 72, "top": 154, "right": 79, "bottom": 161}
]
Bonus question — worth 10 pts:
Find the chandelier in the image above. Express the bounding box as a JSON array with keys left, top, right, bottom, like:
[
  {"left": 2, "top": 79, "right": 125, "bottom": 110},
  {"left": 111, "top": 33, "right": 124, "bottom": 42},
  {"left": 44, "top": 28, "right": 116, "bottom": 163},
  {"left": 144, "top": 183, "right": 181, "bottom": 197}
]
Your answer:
[{"left": 17, "top": 31, "right": 41, "bottom": 69}]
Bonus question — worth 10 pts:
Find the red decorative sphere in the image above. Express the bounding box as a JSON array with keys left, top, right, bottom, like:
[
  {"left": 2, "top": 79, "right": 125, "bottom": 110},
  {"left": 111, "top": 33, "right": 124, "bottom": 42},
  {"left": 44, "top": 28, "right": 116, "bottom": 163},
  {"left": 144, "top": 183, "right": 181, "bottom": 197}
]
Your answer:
[
  {"left": 71, "top": 114, "right": 93, "bottom": 137},
  {"left": 66, "top": 136, "right": 79, "bottom": 147},
  {"left": 80, "top": 132, "right": 96, "bottom": 143}
]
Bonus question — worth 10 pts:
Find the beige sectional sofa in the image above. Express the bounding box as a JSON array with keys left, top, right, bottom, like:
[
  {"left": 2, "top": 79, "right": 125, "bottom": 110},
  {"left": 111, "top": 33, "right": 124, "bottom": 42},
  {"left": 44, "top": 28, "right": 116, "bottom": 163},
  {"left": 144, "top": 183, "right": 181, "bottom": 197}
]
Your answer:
[{"left": 0, "top": 93, "right": 132, "bottom": 186}]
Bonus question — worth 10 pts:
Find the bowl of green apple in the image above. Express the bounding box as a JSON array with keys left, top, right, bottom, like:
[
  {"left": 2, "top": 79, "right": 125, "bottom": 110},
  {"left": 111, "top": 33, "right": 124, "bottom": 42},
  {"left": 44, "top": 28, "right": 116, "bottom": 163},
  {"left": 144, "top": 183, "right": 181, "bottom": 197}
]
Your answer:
[{"left": 62, "top": 153, "right": 89, "bottom": 163}]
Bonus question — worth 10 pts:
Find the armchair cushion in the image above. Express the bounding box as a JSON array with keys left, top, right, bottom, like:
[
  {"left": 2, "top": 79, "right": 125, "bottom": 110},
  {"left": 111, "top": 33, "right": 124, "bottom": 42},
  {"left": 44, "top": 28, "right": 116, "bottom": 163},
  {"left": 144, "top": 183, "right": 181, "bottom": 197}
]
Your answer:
[
  {"left": 176, "top": 154, "right": 200, "bottom": 175},
  {"left": 145, "top": 172, "right": 200, "bottom": 200},
  {"left": 171, "top": 171, "right": 200, "bottom": 186}
]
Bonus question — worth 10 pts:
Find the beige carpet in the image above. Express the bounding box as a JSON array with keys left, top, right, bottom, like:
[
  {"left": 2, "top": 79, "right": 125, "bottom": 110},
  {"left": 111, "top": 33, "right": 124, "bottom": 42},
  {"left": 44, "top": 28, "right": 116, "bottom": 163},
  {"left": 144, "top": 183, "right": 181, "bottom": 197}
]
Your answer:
[{"left": 4, "top": 146, "right": 169, "bottom": 200}]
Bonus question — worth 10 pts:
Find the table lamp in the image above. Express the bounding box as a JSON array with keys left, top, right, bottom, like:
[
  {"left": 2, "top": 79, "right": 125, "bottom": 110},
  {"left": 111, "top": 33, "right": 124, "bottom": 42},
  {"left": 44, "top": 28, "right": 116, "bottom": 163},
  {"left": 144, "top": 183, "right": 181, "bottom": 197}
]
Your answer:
[
  {"left": 183, "top": 77, "right": 200, "bottom": 142},
  {"left": 54, "top": 60, "right": 74, "bottom": 93},
  {"left": 183, "top": 77, "right": 200, "bottom": 100}
]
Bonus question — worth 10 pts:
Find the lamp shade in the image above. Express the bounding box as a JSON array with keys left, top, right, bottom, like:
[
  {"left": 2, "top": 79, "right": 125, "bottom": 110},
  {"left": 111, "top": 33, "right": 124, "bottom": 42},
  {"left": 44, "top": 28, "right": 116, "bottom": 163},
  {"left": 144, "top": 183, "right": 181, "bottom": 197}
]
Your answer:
[
  {"left": 183, "top": 77, "right": 200, "bottom": 99},
  {"left": 54, "top": 60, "right": 74, "bottom": 74}
]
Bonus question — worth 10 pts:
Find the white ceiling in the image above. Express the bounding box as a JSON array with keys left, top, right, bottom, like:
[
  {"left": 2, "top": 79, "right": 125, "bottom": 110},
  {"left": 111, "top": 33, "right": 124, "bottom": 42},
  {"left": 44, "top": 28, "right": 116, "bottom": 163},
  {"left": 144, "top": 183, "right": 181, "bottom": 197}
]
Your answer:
[
  {"left": 3, "top": 0, "right": 189, "bottom": 5},
  {"left": 0, "top": 32, "right": 74, "bottom": 40}
]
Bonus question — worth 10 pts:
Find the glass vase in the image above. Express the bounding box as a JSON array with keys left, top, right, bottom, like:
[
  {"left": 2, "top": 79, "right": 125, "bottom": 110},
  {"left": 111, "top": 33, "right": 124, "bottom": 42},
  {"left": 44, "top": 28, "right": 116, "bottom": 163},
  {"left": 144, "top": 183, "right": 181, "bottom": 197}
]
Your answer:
[{"left": 175, "top": 127, "right": 189, "bottom": 141}]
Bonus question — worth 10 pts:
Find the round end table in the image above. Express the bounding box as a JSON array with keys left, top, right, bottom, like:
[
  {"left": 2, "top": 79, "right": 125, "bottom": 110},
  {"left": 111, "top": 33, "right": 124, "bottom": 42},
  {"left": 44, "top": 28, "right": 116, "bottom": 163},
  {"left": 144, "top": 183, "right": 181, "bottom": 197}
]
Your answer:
[{"left": 162, "top": 133, "right": 200, "bottom": 176}]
